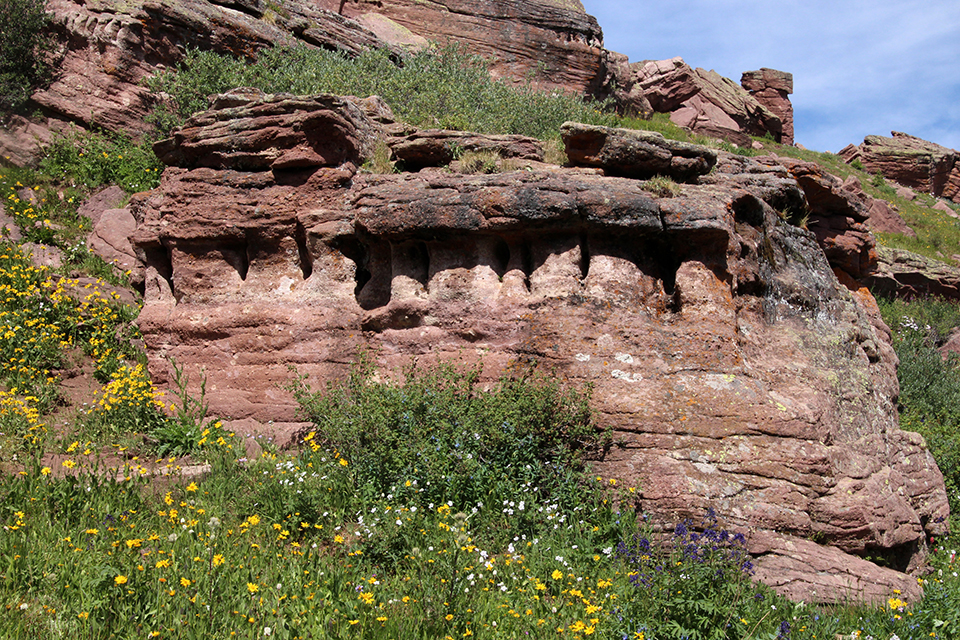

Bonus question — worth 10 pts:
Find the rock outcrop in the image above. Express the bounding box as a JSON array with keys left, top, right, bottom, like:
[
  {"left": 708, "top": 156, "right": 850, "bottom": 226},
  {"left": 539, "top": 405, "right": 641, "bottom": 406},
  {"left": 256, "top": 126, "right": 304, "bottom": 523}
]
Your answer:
[
  {"left": 840, "top": 132, "right": 960, "bottom": 204},
  {"left": 840, "top": 176, "right": 916, "bottom": 238},
  {"left": 560, "top": 122, "right": 717, "bottom": 181},
  {"left": 318, "top": 0, "right": 611, "bottom": 97},
  {"left": 774, "top": 157, "right": 878, "bottom": 280},
  {"left": 632, "top": 58, "right": 784, "bottom": 146},
  {"left": 741, "top": 68, "right": 794, "bottom": 146},
  {"left": 1, "top": 0, "right": 623, "bottom": 164},
  {"left": 866, "top": 246, "right": 960, "bottom": 300},
  {"left": 128, "top": 93, "right": 949, "bottom": 604},
  {"left": 0, "top": 0, "right": 796, "bottom": 166}
]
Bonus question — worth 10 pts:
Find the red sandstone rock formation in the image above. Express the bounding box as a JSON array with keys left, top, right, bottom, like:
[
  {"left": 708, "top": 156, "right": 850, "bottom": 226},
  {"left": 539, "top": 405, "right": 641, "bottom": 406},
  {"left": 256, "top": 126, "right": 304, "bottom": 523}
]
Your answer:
[
  {"left": 840, "top": 132, "right": 960, "bottom": 204},
  {"left": 633, "top": 57, "right": 784, "bottom": 146},
  {"left": 866, "top": 246, "right": 960, "bottom": 300},
  {"left": 741, "top": 68, "right": 794, "bottom": 146},
  {"left": 1, "top": 0, "right": 794, "bottom": 165},
  {"left": 318, "top": 0, "right": 611, "bottom": 96},
  {"left": 127, "top": 93, "right": 948, "bottom": 604}
]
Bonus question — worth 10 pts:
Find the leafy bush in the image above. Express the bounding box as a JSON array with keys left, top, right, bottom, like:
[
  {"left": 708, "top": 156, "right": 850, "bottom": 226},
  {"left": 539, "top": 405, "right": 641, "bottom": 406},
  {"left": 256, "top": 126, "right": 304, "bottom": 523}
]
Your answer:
[
  {"left": 0, "top": 0, "right": 50, "bottom": 113},
  {"left": 613, "top": 510, "right": 775, "bottom": 640},
  {"left": 145, "top": 43, "right": 619, "bottom": 140},
  {"left": 877, "top": 295, "right": 960, "bottom": 518},
  {"left": 38, "top": 129, "right": 163, "bottom": 194},
  {"left": 288, "top": 355, "right": 606, "bottom": 513}
]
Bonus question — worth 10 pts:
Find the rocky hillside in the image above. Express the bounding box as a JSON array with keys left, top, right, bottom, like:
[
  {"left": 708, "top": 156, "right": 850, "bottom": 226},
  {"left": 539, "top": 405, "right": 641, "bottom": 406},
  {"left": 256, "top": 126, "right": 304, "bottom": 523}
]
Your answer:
[
  {"left": 3, "top": 0, "right": 960, "bottom": 607},
  {"left": 0, "top": 0, "right": 793, "bottom": 163}
]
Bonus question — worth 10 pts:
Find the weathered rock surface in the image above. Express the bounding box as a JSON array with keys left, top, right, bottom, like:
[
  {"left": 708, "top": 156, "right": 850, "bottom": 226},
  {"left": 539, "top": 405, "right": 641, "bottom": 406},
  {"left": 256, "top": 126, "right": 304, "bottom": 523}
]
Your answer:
[
  {"left": 129, "top": 93, "right": 949, "bottom": 603},
  {"left": 840, "top": 132, "right": 960, "bottom": 204},
  {"left": 840, "top": 176, "right": 916, "bottom": 237},
  {"left": 0, "top": 211, "right": 22, "bottom": 242},
  {"left": 866, "top": 246, "right": 960, "bottom": 300},
  {"left": 88, "top": 208, "right": 140, "bottom": 283},
  {"left": 77, "top": 186, "right": 129, "bottom": 228},
  {"left": 153, "top": 93, "right": 383, "bottom": 171},
  {"left": 560, "top": 122, "right": 717, "bottom": 181},
  {"left": 775, "top": 157, "right": 877, "bottom": 279},
  {"left": 633, "top": 58, "right": 783, "bottom": 146},
  {"left": 387, "top": 129, "right": 545, "bottom": 170},
  {"left": 319, "top": 0, "right": 611, "bottom": 97},
  {"left": 741, "top": 68, "right": 794, "bottom": 146},
  {"left": 1, "top": 0, "right": 627, "bottom": 164}
]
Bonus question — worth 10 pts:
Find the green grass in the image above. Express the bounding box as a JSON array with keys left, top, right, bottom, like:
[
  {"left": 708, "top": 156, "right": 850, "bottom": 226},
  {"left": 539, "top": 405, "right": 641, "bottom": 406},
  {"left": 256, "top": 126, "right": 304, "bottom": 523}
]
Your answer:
[
  {"left": 144, "top": 43, "right": 619, "bottom": 141},
  {"left": 3, "top": 355, "right": 960, "bottom": 639},
  {"left": 38, "top": 129, "right": 163, "bottom": 195},
  {"left": 877, "top": 295, "right": 960, "bottom": 523}
]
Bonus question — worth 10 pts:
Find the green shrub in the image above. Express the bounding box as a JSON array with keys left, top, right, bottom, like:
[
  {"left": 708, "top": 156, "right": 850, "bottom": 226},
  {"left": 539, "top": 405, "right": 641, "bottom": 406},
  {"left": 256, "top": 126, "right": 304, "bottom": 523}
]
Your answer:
[
  {"left": 877, "top": 295, "right": 960, "bottom": 518},
  {"left": 0, "top": 0, "right": 50, "bottom": 113},
  {"left": 145, "top": 43, "right": 619, "bottom": 140},
  {"left": 613, "top": 511, "right": 779, "bottom": 640},
  {"left": 642, "top": 175, "right": 682, "bottom": 198},
  {"left": 287, "top": 354, "right": 607, "bottom": 516},
  {"left": 38, "top": 129, "right": 163, "bottom": 194}
]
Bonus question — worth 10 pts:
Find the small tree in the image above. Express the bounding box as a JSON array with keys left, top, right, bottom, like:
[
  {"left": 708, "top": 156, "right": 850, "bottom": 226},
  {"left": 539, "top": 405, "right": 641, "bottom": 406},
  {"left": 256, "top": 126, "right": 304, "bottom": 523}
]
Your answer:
[{"left": 0, "top": 0, "right": 51, "bottom": 113}]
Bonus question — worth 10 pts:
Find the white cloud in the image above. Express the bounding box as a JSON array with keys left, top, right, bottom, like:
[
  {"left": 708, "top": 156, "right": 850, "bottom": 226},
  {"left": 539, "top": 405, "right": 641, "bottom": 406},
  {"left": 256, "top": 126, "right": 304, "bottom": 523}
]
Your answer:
[{"left": 582, "top": 0, "right": 960, "bottom": 152}]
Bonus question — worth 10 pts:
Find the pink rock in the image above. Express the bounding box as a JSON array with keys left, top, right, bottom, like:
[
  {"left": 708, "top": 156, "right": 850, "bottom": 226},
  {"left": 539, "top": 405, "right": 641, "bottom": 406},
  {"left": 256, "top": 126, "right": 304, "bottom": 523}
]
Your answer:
[
  {"left": 635, "top": 57, "right": 784, "bottom": 145},
  {"left": 88, "top": 207, "right": 140, "bottom": 280},
  {"left": 78, "top": 186, "right": 128, "bottom": 228},
  {"left": 128, "top": 94, "right": 949, "bottom": 603},
  {"left": 0, "top": 211, "right": 22, "bottom": 242},
  {"left": 933, "top": 201, "right": 958, "bottom": 217},
  {"left": 21, "top": 242, "right": 63, "bottom": 269},
  {"left": 867, "top": 199, "right": 916, "bottom": 236},
  {"left": 741, "top": 68, "right": 794, "bottom": 145}
]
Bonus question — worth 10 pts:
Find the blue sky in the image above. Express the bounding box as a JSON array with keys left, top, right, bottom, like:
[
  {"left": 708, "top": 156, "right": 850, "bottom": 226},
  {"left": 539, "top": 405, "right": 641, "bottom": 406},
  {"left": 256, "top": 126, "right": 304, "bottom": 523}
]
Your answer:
[{"left": 581, "top": 1, "right": 960, "bottom": 153}]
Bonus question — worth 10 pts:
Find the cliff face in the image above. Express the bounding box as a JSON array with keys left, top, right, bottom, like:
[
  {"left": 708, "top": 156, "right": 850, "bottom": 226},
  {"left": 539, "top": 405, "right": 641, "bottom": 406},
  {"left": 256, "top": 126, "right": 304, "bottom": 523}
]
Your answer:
[{"left": 128, "top": 93, "right": 948, "bottom": 604}]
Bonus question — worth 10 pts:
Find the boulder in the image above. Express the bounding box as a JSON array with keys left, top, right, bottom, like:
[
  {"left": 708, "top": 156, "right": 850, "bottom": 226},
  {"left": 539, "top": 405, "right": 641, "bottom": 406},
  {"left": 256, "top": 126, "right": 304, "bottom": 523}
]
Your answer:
[
  {"left": 0, "top": 211, "right": 22, "bottom": 242},
  {"left": 839, "top": 132, "right": 960, "bottom": 204},
  {"left": 130, "top": 94, "right": 949, "bottom": 603},
  {"left": 841, "top": 176, "right": 916, "bottom": 237},
  {"left": 865, "top": 246, "right": 960, "bottom": 300},
  {"left": 78, "top": 185, "right": 129, "bottom": 228},
  {"left": 741, "top": 68, "right": 794, "bottom": 145},
  {"left": 387, "top": 129, "right": 545, "bottom": 170},
  {"left": 560, "top": 122, "right": 717, "bottom": 181},
  {"left": 633, "top": 57, "right": 783, "bottom": 145},
  {"left": 22, "top": 242, "right": 63, "bottom": 269},
  {"left": 866, "top": 199, "right": 917, "bottom": 237},
  {"left": 87, "top": 208, "right": 141, "bottom": 284},
  {"left": 152, "top": 93, "right": 383, "bottom": 171}
]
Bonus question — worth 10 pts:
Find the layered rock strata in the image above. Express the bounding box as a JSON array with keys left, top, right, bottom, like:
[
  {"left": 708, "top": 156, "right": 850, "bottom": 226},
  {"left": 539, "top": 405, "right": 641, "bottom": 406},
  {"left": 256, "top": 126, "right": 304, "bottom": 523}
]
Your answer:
[
  {"left": 840, "top": 132, "right": 960, "bottom": 204},
  {"left": 1, "top": 0, "right": 622, "bottom": 163},
  {"left": 3, "top": 0, "right": 795, "bottom": 164},
  {"left": 130, "top": 93, "right": 949, "bottom": 604},
  {"left": 866, "top": 246, "right": 960, "bottom": 300}
]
